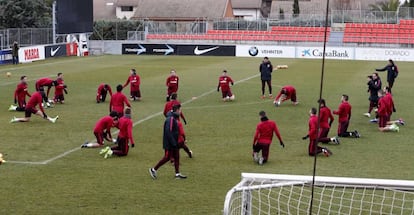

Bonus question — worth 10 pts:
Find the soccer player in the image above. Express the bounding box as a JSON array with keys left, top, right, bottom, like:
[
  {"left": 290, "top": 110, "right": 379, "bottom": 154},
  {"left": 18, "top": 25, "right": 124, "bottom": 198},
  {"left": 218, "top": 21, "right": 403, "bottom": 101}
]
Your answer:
[
  {"left": 273, "top": 85, "right": 298, "bottom": 106},
  {"left": 9, "top": 75, "right": 31, "bottom": 112},
  {"left": 165, "top": 69, "right": 179, "bottom": 101},
  {"left": 376, "top": 59, "right": 398, "bottom": 93},
  {"left": 100, "top": 108, "right": 135, "bottom": 158},
  {"left": 317, "top": 99, "right": 340, "bottom": 144},
  {"left": 177, "top": 116, "right": 192, "bottom": 158},
  {"left": 217, "top": 70, "right": 235, "bottom": 102},
  {"left": 303, "top": 107, "right": 332, "bottom": 157},
  {"left": 252, "top": 111, "right": 284, "bottom": 165},
  {"left": 163, "top": 92, "right": 187, "bottom": 124},
  {"left": 333, "top": 95, "right": 360, "bottom": 138},
  {"left": 81, "top": 111, "right": 119, "bottom": 148},
  {"left": 259, "top": 57, "right": 273, "bottom": 99},
  {"left": 149, "top": 104, "right": 187, "bottom": 179},
  {"left": 10, "top": 88, "right": 58, "bottom": 123},
  {"left": 122, "top": 68, "right": 141, "bottom": 101},
  {"left": 109, "top": 84, "right": 131, "bottom": 118},
  {"left": 377, "top": 90, "right": 400, "bottom": 132},
  {"left": 35, "top": 77, "right": 57, "bottom": 106},
  {"left": 96, "top": 83, "right": 112, "bottom": 103},
  {"left": 364, "top": 73, "right": 382, "bottom": 117},
  {"left": 53, "top": 73, "right": 67, "bottom": 104}
]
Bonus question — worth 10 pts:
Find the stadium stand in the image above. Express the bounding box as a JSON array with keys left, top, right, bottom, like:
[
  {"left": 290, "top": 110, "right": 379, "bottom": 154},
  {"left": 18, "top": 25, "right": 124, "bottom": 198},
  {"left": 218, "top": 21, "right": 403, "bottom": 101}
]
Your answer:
[
  {"left": 343, "top": 20, "right": 414, "bottom": 44},
  {"left": 146, "top": 26, "right": 330, "bottom": 42}
]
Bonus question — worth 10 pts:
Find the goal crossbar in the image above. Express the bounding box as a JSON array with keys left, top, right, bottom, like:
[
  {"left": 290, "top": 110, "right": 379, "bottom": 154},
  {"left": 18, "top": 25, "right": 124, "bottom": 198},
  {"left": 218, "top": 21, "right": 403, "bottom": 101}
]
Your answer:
[{"left": 223, "top": 173, "right": 414, "bottom": 215}]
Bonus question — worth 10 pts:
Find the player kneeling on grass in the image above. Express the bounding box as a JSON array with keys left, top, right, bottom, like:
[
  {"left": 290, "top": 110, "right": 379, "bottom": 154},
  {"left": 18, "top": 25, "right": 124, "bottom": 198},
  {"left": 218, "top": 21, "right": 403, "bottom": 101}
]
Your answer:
[
  {"left": 333, "top": 94, "right": 360, "bottom": 138},
  {"left": 274, "top": 85, "right": 298, "bottom": 107},
  {"left": 377, "top": 90, "right": 400, "bottom": 132},
  {"left": 252, "top": 111, "right": 284, "bottom": 165},
  {"left": 100, "top": 108, "right": 135, "bottom": 158},
  {"left": 217, "top": 70, "right": 235, "bottom": 102},
  {"left": 303, "top": 107, "right": 332, "bottom": 157},
  {"left": 81, "top": 111, "right": 119, "bottom": 148},
  {"left": 10, "top": 89, "right": 58, "bottom": 123},
  {"left": 96, "top": 83, "right": 112, "bottom": 103}
]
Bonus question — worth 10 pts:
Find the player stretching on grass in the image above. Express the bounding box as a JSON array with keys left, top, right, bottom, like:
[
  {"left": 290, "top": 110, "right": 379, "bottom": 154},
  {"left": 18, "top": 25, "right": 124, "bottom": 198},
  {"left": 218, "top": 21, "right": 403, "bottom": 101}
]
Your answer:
[
  {"left": 10, "top": 88, "right": 58, "bottom": 123},
  {"left": 333, "top": 95, "right": 360, "bottom": 138},
  {"left": 273, "top": 85, "right": 298, "bottom": 106},
  {"left": 9, "top": 75, "right": 31, "bottom": 112},
  {"left": 252, "top": 111, "right": 284, "bottom": 165},
  {"left": 81, "top": 111, "right": 119, "bottom": 148},
  {"left": 317, "top": 99, "right": 340, "bottom": 144},
  {"left": 377, "top": 90, "right": 401, "bottom": 132},
  {"left": 217, "top": 70, "right": 235, "bottom": 102},
  {"left": 96, "top": 83, "right": 112, "bottom": 103},
  {"left": 303, "top": 107, "right": 332, "bottom": 157},
  {"left": 149, "top": 104, "right": 187, "bottom": 179},
  {"left": 100, "top": 108, "right": 135, "bottom": 158}
]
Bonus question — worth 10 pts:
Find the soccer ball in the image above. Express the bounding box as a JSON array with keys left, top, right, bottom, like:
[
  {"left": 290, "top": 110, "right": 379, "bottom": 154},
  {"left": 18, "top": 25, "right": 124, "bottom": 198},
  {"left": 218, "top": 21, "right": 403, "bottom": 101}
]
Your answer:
[
  {"left": 229, "top": 94, "right": 235, "bottom": 101},
  {"left": 0, "top": 153, "right": 5, "bottom": 165},
  {"left": 6, "top": 72, "right": 11, "bottom": 77}
]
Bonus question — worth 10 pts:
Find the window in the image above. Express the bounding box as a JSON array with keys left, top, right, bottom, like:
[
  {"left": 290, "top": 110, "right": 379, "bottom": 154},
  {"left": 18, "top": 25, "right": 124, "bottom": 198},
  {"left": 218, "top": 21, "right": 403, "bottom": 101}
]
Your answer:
[{"left": 121, "top": 6, "right": 133, "bottom": 12}]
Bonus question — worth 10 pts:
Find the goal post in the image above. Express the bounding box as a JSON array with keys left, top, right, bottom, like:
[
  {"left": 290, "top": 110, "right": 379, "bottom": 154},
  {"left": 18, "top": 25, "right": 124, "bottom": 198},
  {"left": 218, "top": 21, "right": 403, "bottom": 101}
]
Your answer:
[{"left": 223, "top": 173, "right": 414, "bottom": 215}]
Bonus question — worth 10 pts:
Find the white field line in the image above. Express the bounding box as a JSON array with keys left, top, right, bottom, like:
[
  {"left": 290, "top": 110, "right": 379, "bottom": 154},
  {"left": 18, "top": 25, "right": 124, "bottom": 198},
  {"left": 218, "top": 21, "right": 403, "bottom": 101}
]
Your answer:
[{"left": 7, "top": 73, "right": 261, "bottom": 165}]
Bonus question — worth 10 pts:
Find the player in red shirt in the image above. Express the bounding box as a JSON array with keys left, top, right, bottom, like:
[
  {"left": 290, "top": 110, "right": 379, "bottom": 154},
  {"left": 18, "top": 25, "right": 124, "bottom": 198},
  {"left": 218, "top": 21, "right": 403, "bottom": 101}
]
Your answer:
[
  {"left": 35, "top": 77, "right": 57, "bottom": 106},
  {"left": 109, "top": 84, "right": 131, "bottom": 118},
  {"left": 217, "top": 70, "right": 235, "bottom": 102},
  {"left": 252, "top": 111, "right": 284, "bottom": 165},
  {"left": 317, "top": 99, "right": 340, "bottom": 144},
  {"left": 10, "top": 89, "right": 58, "bottom": 123},
  {"left": 274, "top": 85, "right": 298, "bottom": 106},
  {"left": 333, "top": 95, "right": 360, "bottom": 138},
  {"left": 122, "top": 68, "right": 141, "bottom": 101},
  {"left": 165, "top": 69, "right": 179, "bottom": 101},
  {"left": 377, "top": 90, "right": 400, "bottom": 132},
  {"left": 100, "top": 108, "right": 135, "bottom": 158},
  {"left": 96, "top": 83, "right": 112, "bottom": 103},
  {"left": 53, "top": 73, "right": 67, "bottom": 104},
  {"left": 163, "top": 93, "right": 187, "bottom": 124},
  {"left": 81, "top": 111, "right": 119, "bottom": 148},
  {"left": 303, "top": 107, "right": 332, "bottom": 157},
  {"left": 177, "top": 118, "right": 192, "bottom": 158},
  {"left": 9, "top": 76, "right": 31, "bottom": 111}
]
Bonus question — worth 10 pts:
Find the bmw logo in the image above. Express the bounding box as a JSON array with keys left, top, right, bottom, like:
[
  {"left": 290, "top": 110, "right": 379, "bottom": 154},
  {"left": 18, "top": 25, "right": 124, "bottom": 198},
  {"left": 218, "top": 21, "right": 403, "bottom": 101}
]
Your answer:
[{"left": 248, "top": 46, "right": 258, "bottom": 56}]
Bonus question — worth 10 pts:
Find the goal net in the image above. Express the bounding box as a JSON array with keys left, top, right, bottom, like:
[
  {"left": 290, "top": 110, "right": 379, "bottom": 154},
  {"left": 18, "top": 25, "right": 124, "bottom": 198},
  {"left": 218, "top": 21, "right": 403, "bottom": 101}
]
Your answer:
[{"left": 223, "top": 173, "right": 414, "bottom": 215}]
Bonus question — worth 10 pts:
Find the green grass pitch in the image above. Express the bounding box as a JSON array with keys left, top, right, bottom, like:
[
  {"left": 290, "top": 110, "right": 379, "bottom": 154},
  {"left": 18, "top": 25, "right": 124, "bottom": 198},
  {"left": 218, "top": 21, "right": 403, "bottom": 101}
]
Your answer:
[{"left": 0, "top": 55, "right": 413, "bottom": 214}]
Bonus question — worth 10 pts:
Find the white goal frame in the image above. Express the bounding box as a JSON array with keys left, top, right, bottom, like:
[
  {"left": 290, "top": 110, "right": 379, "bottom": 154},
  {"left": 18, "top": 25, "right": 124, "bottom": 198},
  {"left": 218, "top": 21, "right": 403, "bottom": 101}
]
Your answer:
[{"left": 223, "top": 173, "right": 414, "bottom": 215}]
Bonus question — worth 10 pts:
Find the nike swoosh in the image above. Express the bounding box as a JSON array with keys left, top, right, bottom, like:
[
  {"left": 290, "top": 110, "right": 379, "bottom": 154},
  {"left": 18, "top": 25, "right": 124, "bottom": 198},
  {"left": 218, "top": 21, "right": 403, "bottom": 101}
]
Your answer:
[
  {"left": 51, "top": 47, "right": 61, "bottom": 57},
  {"left": 194, "top": 46, "right": 219, "bottom": 55}
]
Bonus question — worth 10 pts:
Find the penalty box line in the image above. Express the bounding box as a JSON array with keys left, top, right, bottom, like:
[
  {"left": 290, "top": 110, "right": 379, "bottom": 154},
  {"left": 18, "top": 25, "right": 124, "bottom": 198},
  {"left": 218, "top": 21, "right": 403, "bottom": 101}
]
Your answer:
[{"left": 8, "top": 73, "right": 260, "bottom": 165}]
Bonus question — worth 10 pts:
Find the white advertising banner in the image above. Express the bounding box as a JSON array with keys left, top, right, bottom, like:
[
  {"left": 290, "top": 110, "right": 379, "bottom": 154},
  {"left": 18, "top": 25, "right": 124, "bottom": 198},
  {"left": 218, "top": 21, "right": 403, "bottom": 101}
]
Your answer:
[
  {"left": 355, "top": 48, "right": 413, "bottom": 62},
  {"left": 18, "top": 45, "right": 46, "bottom": 63},
  {"left": 296, "top": 47, "right": 354, "bottom": 60},
  {"left": 236, "top": 45, "right": 295, "bottom": 58}
]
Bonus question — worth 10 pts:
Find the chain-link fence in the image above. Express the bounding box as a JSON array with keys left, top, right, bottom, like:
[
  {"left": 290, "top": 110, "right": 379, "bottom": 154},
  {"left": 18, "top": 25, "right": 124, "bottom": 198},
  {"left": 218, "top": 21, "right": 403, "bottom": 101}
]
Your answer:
[{"left": 1, "top": 8, "right": 414, "bottom": 49}]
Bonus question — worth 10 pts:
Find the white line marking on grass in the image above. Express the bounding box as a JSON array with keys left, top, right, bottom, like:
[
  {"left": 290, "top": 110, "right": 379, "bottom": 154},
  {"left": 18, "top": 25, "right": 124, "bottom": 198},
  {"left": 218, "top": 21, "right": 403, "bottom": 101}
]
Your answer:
[{"left": 8, "top": 73, "right": 261, "bottom": 165}]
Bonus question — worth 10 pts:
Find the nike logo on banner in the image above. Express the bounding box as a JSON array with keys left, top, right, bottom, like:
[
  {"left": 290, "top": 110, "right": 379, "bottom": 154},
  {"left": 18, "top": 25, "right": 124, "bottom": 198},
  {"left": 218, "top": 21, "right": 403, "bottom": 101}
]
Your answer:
[
  {"left": 194, "top": 46, "right": 219, "bottom": 55},
  {"left": 51, "top": 47, "right": 60, "bottom": 57}
]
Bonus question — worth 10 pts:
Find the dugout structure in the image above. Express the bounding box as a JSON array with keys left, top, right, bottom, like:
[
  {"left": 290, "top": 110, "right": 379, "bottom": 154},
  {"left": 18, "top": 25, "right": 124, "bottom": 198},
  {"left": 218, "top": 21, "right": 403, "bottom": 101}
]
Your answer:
[{"left": 223, "top": 173, "right": 414, "bottom": 215}]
